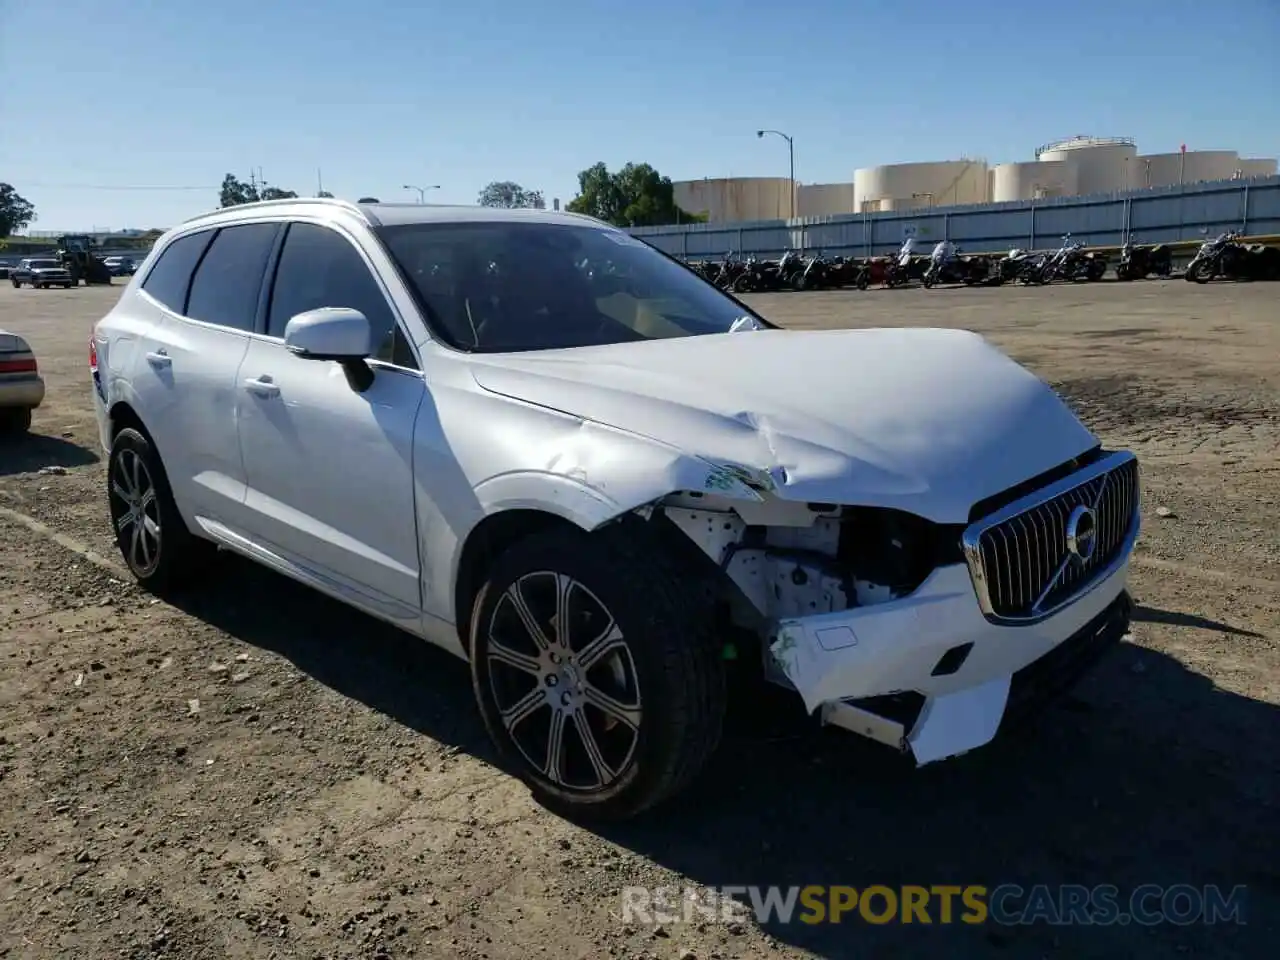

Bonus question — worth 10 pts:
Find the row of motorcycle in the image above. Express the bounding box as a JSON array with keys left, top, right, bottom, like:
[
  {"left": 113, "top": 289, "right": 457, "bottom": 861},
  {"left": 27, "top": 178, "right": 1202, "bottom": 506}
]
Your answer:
[{"left": 686, "top": 232, "right": 1280, "bottom": 293}]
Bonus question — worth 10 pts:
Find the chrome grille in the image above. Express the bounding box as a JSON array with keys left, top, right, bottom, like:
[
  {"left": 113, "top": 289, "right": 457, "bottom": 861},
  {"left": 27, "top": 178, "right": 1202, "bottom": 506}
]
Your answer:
[{"left": 963, "top": 451, "right": 1140, "bottom": 622}]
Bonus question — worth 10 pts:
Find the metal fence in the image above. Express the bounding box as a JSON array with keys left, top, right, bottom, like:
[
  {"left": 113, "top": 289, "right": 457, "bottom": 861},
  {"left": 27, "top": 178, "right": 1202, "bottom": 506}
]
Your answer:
[{"left": 629, "top": 175, "right": 1280, "bottom": 260}]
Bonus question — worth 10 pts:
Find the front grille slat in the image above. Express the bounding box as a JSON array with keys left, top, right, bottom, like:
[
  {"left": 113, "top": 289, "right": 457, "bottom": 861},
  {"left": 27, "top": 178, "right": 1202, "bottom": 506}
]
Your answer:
[{"left": 964, "top": 453, "right": 1140, "bottom": 622}]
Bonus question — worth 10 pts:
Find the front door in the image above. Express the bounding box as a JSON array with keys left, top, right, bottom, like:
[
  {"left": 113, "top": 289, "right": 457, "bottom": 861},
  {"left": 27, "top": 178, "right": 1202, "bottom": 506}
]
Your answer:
[{"left": 234, "top": 221, "right": 427, "bottom": 618}]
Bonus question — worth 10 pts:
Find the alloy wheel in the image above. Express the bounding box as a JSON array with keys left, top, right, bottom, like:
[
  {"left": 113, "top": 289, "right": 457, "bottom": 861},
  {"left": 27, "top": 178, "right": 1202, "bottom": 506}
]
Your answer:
[
  {"left": 485, "top": 571, "right": 642, "bottom": 792},
  {"left": 109, "top": 448, "right": 162, "bottom": 576}
]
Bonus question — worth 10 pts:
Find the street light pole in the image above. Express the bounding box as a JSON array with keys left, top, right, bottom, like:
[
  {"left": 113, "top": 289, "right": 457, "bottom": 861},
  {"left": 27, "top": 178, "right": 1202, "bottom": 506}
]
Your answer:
[
  {"left": 402, "top": 184, "right": 441, "bottom": 204},
  {"left": 756, "top": 129, "right": 795, "bottom": 220}
]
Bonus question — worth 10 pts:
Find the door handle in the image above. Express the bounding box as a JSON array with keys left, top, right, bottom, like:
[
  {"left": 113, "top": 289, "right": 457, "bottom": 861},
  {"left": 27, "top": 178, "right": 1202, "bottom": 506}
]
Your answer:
[
  {"left": 243, "top": 376, "right": 281, "bottom": 398},
  {"left": 145, "top": 350, "right": 171, "bottom": 368}
]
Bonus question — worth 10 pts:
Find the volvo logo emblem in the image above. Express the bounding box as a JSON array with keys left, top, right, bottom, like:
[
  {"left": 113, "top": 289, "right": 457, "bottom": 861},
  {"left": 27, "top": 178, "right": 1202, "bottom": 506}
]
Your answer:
[{"left": 1065, "top": 505, "right": 1098, "bottom": 562}]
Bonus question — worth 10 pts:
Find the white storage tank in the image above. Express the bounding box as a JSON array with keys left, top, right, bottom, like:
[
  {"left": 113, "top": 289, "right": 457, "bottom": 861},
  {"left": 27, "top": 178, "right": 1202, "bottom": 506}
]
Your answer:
[
  {"left": 991, "top": 160, "right": 1078, "bottom": 202},
  {"left": 796, "top": 182, "right": 855, "bottom": 217},
  {"left": 854, "top": 159, "right": 989, "bottom": 211},
  {"left": 1136, "top": 151, "right": 1240, "bottom": 188},
  {"left": 672, "top": 177, "right": 794, "bottom": 223},
  {"left": 1238, "top": 157, "right": 1279, "bottom": 179},
  {"left": 1035, "top": 136, "right": 1136, "bottom": 194}
]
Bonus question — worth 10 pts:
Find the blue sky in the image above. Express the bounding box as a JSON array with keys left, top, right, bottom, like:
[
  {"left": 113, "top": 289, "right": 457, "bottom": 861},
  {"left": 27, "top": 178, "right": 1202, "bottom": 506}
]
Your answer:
[{"left": 2, "top": 0, "right": 1277, "bottom": 231}]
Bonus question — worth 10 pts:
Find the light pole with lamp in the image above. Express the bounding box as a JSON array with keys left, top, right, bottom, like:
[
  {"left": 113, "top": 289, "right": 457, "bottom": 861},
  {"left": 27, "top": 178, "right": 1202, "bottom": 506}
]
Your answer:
[
  {"left": 402, "top": 184, "right": 440, "bottom": 204},
  {"left": 756, "top": 129, "right": 795, "bottom": 220}
]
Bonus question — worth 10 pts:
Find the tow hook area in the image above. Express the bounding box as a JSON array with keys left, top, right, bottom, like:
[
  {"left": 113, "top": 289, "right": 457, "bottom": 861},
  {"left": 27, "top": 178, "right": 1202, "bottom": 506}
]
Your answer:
[{"left": 821, "top": 676, "right": 1010, "bottom": 765}]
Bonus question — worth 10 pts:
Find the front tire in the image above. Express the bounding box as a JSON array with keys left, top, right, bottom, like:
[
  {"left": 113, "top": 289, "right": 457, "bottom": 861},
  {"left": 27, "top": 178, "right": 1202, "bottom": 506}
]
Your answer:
[
  {"left": 107, "top": 427, "right": 214, "bottom": 591},
  {"left": 469, "top": 524, "right": 725, "bottom": 821}
]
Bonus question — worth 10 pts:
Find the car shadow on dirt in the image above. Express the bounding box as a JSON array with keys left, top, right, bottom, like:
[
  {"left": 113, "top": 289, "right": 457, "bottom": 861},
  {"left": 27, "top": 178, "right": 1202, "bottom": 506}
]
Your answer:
[
  {"left": 0, "top": 431, "right": 100, "bottom": 476},
  {"left": 1133, "top": 603, "right": 1264, "bottom": 638},
  {"left": 167, "top": 560, "right": 1278, "bottom": 960}
]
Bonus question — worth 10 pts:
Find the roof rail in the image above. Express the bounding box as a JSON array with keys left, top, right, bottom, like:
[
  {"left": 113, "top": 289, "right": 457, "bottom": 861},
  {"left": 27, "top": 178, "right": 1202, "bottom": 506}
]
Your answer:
[{"left": 182, "top": 195, "right": 367, "bottom": 224}]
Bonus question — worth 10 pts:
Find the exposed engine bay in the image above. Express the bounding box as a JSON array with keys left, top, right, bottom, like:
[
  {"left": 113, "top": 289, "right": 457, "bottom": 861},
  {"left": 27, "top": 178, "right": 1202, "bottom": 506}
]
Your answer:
[{"left": 652, "top": 490, "right": 966, "bottom": 686}]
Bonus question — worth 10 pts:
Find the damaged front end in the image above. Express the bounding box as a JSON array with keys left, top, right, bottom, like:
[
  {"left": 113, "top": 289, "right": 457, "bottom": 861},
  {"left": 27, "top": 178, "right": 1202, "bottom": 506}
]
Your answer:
[{"left": 645, "top": 449, "right": 1140, "bottom": 765}]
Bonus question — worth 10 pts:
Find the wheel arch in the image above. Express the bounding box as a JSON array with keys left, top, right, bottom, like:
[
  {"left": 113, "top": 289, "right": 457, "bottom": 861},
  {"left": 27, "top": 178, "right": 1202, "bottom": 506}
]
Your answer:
[
  {"left": 107, "top": 399, "right": 150, "bottom": 442},
  {"left": 453, "top": 508, "right": 582, "bottom": 656}
]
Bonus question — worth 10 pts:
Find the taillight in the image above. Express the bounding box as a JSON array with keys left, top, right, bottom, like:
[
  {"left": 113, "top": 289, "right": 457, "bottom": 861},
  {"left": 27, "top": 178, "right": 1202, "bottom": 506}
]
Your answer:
[
  {"left": 89, "top": 338, "right": 98, "bottom": 371},
  {"left": 0, "top": 357, "right": 37, "bottom": 375}
]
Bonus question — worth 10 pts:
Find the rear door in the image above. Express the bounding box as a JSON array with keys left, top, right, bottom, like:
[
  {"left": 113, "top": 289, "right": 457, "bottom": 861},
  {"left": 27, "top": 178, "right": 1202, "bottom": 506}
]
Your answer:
[{"left": 133, "top": 222, "right": 280, "bottom": 530}]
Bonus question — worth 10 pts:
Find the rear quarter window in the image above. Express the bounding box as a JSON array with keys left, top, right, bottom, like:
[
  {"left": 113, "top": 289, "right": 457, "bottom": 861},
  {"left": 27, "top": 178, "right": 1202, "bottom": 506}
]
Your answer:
[{"left": 142, "top": 230, "right": 215, "bottom": 314}]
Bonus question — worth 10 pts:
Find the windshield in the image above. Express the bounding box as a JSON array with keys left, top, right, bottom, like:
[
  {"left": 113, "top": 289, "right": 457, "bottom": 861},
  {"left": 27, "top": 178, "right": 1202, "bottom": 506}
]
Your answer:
[
  {"left": 376, "top": 221, "right": 771, "bottom": 353},
  {"left": 29, "top": 259, "right": 60, "bottom": 269}
]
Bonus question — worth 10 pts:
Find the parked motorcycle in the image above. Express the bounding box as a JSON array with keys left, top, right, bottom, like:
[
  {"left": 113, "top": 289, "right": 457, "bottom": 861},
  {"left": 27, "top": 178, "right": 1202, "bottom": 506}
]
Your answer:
[
  {"left": 1115, "top": 238, "right": 1172, "bottom": 280},
  {"left": 1017, "top": 251, "right": 1052, "bottom": 285},
  {"left": 825, "top": 255, "right": 871, "bottom": 290},
  {"left": 1185, "top": 232, "right": 1280, "bottom": 282},
  {"left": 995, "top": 248, "right": 1036, "bottom": 283},
  {"left": 921, "top": 241, "right": 996, "bottom": 287},
  {"left": 1037, "top": 234, "right": 1107, "bottom": 283},
  {"left": 884, "top": 239, "right": 917, "bottom": 288}
]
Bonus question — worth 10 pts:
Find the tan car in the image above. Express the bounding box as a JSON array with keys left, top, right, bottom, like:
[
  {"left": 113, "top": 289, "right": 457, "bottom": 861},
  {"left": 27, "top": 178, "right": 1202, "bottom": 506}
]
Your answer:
[{"left": 0, "top": 329, "right": 44, "bottom": 433}]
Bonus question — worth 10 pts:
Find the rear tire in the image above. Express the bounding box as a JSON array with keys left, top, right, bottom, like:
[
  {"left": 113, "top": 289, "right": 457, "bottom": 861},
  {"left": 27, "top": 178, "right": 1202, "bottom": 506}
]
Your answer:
[
  {"left": 107, "top": 427, "right": 215, "bottom": 592},
  {"left": 0, "top": 407, "right": 32, "bottom": 434},
  {"left": 11, "top": 279, "right": 19, "bottom": 288},
  {"left": 469, "top": 522, "right": 726, "bottom": 821}
]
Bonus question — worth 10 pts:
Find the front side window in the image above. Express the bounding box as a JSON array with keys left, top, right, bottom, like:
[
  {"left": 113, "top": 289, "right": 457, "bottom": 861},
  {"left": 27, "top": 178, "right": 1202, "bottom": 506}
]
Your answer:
[
  {"left": 185, "top": 223, "right": 279, "bottom": 331},
  {"left": 375, "top": 221, "right": 770, "bottom": 353},
  {"left": 266, "top": 222, "right": 416, "bottom": 368},
  {"left": 141, "top": 230, "right": 214, "bottom": 314}
]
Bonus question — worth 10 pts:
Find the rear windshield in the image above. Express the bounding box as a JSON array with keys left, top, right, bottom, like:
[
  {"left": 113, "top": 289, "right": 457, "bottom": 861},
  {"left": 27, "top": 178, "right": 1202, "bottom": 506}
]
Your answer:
[{"left": 375, "top": 220, "right": 768, "bottom": 353}]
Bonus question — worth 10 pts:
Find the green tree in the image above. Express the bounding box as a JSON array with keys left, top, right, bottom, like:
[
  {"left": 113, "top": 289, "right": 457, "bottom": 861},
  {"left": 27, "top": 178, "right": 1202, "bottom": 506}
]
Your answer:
[
  {"left": 219, "top": 173, "right": 298, "bottom": 207},
  {"left": 566, "top": 162, "right": 702, "bottom": 227},
  {"left": 219, "top": 174, "right": 256, "bottom": 207},
  {"left": 477, "top": 180, "right": 545, "bottom": 209},
  {"left": 0, "top": 183, "right": 36, "bottom": 237}
]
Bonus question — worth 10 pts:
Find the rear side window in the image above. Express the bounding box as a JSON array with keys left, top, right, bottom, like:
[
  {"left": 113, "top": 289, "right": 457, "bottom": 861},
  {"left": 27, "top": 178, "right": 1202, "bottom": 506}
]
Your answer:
[
  {"left": 185, "top": 223, "right": 280, "bottom": 331},
  {"left": 141, "top": 230, "right": 214, "bottom": 313},
  {"left": 267, "top": 222, "right": 416, "bottom": 368}
]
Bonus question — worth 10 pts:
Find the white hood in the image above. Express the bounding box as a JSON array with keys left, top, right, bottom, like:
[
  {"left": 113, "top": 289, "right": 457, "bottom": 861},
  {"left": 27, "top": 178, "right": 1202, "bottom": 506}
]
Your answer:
[{"left": 468, "top": 328, "right": 1097, "bottom": 523}]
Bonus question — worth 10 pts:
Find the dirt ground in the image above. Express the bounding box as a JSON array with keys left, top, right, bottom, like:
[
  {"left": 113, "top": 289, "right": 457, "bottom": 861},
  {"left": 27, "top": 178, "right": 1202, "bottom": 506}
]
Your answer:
[{"left": 1, "top": 279, "right": 1276, "bottom": 960}]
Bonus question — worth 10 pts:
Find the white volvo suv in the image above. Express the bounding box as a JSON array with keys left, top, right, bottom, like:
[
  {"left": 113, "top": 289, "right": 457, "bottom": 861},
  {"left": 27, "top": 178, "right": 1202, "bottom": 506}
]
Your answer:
[{"left": 92, "top": 198, "right": 1140, "bottom": 819}]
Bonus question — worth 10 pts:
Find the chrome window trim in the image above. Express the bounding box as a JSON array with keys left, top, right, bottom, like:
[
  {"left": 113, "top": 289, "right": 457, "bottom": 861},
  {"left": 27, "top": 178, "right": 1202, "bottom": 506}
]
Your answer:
[{"left": 961, "top": 449, "right": 1141, "bottom": 626}]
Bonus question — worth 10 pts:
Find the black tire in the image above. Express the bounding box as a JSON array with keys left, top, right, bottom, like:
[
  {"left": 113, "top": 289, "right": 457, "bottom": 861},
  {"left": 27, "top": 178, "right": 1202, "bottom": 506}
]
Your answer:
[
  {"left": 856, "top": 272, "right": 869, "bottom": 291},
  {"left": 468, "top": 522, "right": 725, "bottom": 821},
  {"left": 11, "top": 279, "right": 19, "bottom": 288},
  {"left": 107, "top": 427, "right": 215, "bottom": 592},
  {"left": 1187, "top": 260, "right": 1212, "bottom": 284},
  {"left": 0, "top": 407, "right": 32, "bottom": 434}
]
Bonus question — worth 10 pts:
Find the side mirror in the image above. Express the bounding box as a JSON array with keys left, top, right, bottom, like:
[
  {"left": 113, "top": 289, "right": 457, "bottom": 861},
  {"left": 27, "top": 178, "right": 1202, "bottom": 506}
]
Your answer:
[{"left": 284, "top": 308, "right": 376, "bottom": 392}]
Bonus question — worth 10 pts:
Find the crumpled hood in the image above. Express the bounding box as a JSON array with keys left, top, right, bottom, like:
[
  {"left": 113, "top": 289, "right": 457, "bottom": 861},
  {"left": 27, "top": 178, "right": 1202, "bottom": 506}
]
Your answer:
[{"left": 468, "top": 328, "right": 1097, "bottom": 523}]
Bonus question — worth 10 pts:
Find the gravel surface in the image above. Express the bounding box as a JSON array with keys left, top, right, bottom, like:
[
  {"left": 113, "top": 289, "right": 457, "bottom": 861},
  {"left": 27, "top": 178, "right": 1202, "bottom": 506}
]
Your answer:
[{"left": 1, "top": 279, "right": 1276, "bottom": 959}]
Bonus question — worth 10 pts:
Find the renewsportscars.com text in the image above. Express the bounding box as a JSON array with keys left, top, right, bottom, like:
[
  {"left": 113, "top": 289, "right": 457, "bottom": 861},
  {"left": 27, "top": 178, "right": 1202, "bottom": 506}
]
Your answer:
[{"left": 621, "top": 883, "right": 1248, "bottom": 927}]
